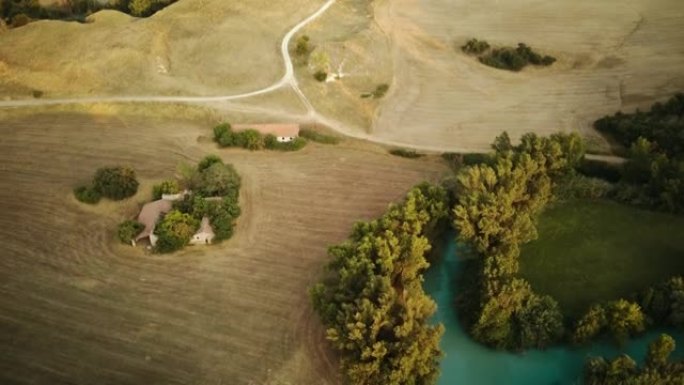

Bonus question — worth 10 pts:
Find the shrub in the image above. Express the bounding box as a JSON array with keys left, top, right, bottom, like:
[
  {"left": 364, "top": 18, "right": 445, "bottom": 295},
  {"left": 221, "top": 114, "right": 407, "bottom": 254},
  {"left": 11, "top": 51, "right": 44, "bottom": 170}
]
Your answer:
[
  {"left": 299, "top": 129, "right": 340, "bottom": 144},
  {"left": 389, "top": 148, "right": 424, "bottom": 158},
  {"left": 32, "top": 90, "right": 44, "bottom": 98},
  {"left": 265, "top": 136, "right": 307, "bottom": 151},
  {"left": 92, "top": 166, "right": 139, "bottom": 200},
  {"left": 11, "top": 14, "right": 31, "bottom": 28},
  {"left": 152, "top": 180, "right": 181, "bottom": 200},
  {"left": 373, "top": 84, "right": 390, "bottom": 99},
  {"left": 313, "top": 70, "right": 327, "bottom": 82},
  {"left": 73, "top": 185, "right": 101, "bottom": 204},
  {"left": 555, "top": 174, "right": 614, "bottom": 201},
  {"left": 236, "top": 129, "right": 265, "bottom": 151},
  {"left": 213, "top": 123, "right": 231, "bottom": 142},
  {"left": 461, "top": 38, "right": 490, "bottom": 55},
  {"left": 295, "top": 35, "right": 311, "bottom": 58},
  {"left": 117, "top": 220, "right": 145, "bottom": 244}
]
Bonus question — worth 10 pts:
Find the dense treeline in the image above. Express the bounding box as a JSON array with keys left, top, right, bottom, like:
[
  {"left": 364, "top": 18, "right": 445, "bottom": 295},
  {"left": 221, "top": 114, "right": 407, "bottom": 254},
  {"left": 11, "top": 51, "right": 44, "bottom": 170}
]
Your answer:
[
  {"left": 1, "top": 0, "right": 176, "bottom": 28},
  {"left": 584, "top": 334, "right": 684, "bottom": 385},
  {"left": 311, "top": 183, "right": 449, "bottom": 385},
  {"left": 452, "top": 132, "right": 584, "bottom": 350},
  {"left": 594, "top": 94, "right": 684, "bottom": 213}
]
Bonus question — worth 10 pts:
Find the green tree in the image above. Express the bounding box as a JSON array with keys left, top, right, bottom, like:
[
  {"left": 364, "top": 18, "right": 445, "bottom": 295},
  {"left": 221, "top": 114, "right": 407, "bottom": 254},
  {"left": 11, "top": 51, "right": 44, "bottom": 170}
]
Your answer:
[
  {"left": 295, "top": 35, "right": 311, "bottom": 58},
  {"left": 154, "top": 210, "right": 199, "bottom": 253},
  {"left": 236, "top": 129, "right": 264, "bottom": 151},
  {"left": 606, "top": 299, "right": 645, "bottom": 343},
  {"left": 197, "top": 162, "right": 241, "bottom": 197},
  {"left": 311, "top": 184, "right": 448, "bottom": 385},
  {"left": 117, "top": 220, "right": 145, "bottom": 244},
  {"left": 645, "top": 334, "right": 676, "bottom": 368},
  {"left": 515, "top": 294, "right": 564, "bottom": 349},
  {"left": 584, "top": 334, "right": 684, "bottom": 385},
  {"left": 197, "top": 154, "right": 223, "bottom": 172},
  {"left": 92, "top": 166, "right": 139, "bottom": 200},
  {"left": 152, "top": 179, "right": 180, "bottom": 200},
  {"left": 572, "top": 304, "right": 607, "bottom": 345},
  {"left": 73, "top": 185, "right": 101, "bottom": 204}
]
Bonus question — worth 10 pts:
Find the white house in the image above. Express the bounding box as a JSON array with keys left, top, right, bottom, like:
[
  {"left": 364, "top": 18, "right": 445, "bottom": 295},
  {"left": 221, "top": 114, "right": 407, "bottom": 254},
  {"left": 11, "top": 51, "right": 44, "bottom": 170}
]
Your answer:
[
  {"left": 232, "top": 123, "right": 300, "bottom": 143},
  {"left": 190, "top": 216, "right": 215, "bottom": 245}
]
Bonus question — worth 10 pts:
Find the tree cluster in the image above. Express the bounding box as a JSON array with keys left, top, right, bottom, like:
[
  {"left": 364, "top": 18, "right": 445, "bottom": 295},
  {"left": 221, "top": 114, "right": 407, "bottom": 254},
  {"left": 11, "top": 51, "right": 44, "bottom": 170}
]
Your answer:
[
  {"left": 74, "top": 166, "right": 139, "bottom": 204},
  {"left": 571, "top": 300, "right": 646, "bottom": 345},
  {"left": 452, "top": 132, "right": 585, "bottom": 350},
  {"left": 1, "top": 0, "right": 176, "bottom": 28},
  {"left": 594, "top": 94, "right": 684, "bottom": 213},
  {"left": 311, "top": 183, "right": 449, "bottom": 385},
  {"left": 114, "top": 156, "right": 241, "bottom": 253},
  {"left": 460, "top": 39, "right": 556, "bottom": 71},
  {"left": 584, "top": 334, "right": 684, "bottom": 385},
  {"left": 160, "top": 155, "right": 242, "bottom": 251},
  {"left": 637, "top": 276, "right": 684, "bottom": 329},
  {"left": 213, "top": 123, "right": 307, "bottom": 152}
]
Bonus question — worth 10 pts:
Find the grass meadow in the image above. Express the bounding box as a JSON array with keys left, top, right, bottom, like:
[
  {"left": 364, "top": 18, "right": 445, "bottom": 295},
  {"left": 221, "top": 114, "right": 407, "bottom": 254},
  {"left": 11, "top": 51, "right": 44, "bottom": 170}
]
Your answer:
[{"left": 520, "top": 200, "right": 684, "bottom": 317}]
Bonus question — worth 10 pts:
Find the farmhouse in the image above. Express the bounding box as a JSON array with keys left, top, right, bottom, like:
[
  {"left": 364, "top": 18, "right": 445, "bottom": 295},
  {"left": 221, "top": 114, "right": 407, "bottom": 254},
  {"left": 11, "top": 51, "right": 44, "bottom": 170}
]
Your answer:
[
  {"left": 232, "top": 123, "right": 300, "bottom": 143},
  {"left": 134, "top": 199, "right": 173, "bottom": 247},
  {"left": 190, "top": 216, "right": 215, "bottom": 245},
  {"left": 133, "top": 191, "right": 188, "bottom": 247}
]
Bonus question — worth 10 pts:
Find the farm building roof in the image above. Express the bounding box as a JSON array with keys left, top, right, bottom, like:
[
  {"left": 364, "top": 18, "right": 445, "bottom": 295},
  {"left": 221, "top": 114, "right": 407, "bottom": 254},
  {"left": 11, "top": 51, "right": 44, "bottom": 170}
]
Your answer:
[{"left": 135, "top": 199, "right": 173, "bottom": 241}]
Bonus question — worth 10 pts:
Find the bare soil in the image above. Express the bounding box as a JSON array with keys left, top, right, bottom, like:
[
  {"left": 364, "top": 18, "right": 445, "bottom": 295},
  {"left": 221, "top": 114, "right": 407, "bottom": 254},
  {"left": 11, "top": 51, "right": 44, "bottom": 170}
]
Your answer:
[{"left": 0, "top": 112, "right": 448, "bottom": 385}]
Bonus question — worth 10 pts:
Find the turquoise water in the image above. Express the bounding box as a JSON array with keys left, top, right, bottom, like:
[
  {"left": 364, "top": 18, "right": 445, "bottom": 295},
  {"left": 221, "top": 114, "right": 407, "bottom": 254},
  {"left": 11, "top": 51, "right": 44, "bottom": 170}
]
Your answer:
[{"left": 423, "top": 238, "right": 684, "bottom": 385}]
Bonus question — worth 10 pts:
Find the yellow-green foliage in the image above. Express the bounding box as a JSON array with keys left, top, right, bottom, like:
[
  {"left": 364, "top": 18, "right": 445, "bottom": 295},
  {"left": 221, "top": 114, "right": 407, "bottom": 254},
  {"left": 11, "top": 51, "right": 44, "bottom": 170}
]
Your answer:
[
  {"left": 453, "top": 131, "right": 585, "bottom": 350},
  {"left": 311, "top": 183, "right": 449, "bottom": 385}
]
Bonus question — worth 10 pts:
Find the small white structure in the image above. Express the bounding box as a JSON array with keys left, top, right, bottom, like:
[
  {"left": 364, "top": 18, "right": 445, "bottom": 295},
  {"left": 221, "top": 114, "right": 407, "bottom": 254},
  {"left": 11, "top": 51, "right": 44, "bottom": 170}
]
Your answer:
[
  {"left": 232, "top": 123, "right": 300, "bottom": 143},
  {"left": 161, "top": 190, "right": 189, "bottom": 202},
  {"left": 190, "top": 217, "right": 215, "bottom": 246}
]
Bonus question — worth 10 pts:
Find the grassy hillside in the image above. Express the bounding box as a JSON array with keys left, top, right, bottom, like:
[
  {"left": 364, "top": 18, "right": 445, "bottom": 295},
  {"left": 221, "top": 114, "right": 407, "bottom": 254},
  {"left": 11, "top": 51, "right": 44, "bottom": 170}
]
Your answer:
[{"left": 520, "top": 200, "right": 684, "bottom": 317}]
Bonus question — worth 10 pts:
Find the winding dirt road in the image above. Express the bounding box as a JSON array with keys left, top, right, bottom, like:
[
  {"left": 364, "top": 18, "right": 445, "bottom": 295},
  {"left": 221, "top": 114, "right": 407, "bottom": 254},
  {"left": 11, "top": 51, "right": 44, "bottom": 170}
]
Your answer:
[
  {"left": 0, "top": 0, "right": 626, "bottom": 162},
  {"left": 0, "top": 0, "right": 337, "bottom": 113}
]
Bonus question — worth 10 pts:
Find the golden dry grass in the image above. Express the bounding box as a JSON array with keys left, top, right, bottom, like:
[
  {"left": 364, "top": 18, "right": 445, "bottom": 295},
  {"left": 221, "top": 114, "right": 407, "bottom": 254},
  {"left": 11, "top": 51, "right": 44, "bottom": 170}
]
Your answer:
[
  {"left": 370, "top": 0, "right": 684, "bottom": 151},
  {"left": 0, "top": 0, "right": 322, "bottom": 98},
  {"left": 0, "top": 112, "right": 448, "bottom": 385}
]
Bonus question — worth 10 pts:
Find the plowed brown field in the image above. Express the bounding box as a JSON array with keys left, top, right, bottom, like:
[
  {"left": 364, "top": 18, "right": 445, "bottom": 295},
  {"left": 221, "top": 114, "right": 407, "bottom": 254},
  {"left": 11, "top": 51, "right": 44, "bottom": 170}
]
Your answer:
[{"left": 0, "top": 113, "right": 448, "bottom": 385}]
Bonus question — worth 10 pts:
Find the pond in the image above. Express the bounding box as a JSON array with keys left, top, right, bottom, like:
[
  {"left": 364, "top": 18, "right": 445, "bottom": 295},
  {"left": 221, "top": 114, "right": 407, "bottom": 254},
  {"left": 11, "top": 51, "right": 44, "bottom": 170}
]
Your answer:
[{"left": 423, "top": 237, "right": 684, "bottom": 385}]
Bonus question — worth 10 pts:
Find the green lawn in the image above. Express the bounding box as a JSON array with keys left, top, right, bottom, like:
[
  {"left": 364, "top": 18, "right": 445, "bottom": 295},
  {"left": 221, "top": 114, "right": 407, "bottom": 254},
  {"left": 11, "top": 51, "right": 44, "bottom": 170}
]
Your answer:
[{"left": 520, "top": 200, "right": 684, "bottom": 317}]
